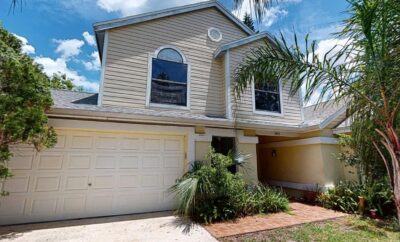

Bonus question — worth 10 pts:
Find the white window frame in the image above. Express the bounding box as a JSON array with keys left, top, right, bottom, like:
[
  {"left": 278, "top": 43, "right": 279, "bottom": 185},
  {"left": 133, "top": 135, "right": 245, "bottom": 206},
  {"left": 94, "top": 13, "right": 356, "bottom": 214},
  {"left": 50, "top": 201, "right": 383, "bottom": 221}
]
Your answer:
[
  {"left": 252, "top": 79, "right": 284, "bottom": 117},
  {"left": 146, "top": 45, "right": 191, "bottom": 110}
]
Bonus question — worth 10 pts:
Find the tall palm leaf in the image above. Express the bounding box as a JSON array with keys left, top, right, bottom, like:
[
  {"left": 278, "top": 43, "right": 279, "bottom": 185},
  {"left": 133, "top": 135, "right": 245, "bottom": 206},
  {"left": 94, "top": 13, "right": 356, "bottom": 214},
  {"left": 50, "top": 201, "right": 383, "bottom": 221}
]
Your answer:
[{"left": 234, "top": 0, "right": 400, "bottom": 221}]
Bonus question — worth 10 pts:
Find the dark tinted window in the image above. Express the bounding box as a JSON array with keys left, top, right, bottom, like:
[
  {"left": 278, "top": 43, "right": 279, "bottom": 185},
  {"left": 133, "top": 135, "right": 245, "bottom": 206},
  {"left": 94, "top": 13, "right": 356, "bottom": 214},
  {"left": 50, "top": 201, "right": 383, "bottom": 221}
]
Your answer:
[
  {"left": 150, "top": 56, "right": 188, "bottom": 106},
  {"left": 254, "top": 81, "right": 281, "bottom": 113}
]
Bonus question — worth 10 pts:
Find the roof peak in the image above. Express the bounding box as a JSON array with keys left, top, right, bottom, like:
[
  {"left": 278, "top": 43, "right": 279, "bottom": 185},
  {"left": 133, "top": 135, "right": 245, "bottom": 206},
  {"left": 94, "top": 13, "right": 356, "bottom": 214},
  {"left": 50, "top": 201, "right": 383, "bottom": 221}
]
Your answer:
[{"left": 93, "top": 1, "right": 252, "bottom": 34}]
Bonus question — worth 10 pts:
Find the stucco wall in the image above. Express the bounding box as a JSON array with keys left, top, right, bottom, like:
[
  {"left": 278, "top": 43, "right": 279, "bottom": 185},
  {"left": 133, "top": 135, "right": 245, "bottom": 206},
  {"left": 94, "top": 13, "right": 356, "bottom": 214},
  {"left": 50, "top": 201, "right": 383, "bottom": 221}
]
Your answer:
[
  {"left": 259, "top": 144, "right": 325, "bottom": 184},
  {"left": 195, "top": 141, "right": 211, "bottom": 161},
  {"left": 237, "top": 143, "right": 258, "bottom": 184}
]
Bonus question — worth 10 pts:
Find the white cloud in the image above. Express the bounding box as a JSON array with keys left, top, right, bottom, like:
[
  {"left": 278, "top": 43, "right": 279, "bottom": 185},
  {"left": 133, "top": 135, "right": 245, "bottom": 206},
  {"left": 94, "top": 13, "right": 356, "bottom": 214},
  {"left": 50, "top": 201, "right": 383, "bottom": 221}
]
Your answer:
[
  {"left": 312, "top": 37, "right": 352, "bottom": 65},
  {"left": 53, "top": 39, "right": 85, "bottom": 59},
  {"left": 263, "top": 7, "right": 288, "bottom": 27},
  {"left": 232, "top": 0, "right": 299, "bottom": 28},
  {"left": 13, "top": 34, "right": 35, "bottom": 54},
  {"left": 96, "top": 0, "right": 208, "bottom": 16},
  {"left": 83, "top": 51, "right": 101, "bottom": 71},
  {"left": 96, "top": 0, "right": 147, "bottom": 16},
  {"left": 34, "top": 57, "right": 99, "bottom": 92},
  {"left": 82, "top": 31, "right": 96, "bottom": 46},
  {"left": 303, "top": 37, "right": 352, "bottom": 106}
]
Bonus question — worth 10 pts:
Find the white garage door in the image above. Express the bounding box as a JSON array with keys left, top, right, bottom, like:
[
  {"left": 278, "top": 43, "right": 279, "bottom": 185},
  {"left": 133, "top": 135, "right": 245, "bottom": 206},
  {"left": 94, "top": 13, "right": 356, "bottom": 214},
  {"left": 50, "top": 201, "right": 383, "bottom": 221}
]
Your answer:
[{"left": 0, "top": 129, "right": 185, "bottom": 225}]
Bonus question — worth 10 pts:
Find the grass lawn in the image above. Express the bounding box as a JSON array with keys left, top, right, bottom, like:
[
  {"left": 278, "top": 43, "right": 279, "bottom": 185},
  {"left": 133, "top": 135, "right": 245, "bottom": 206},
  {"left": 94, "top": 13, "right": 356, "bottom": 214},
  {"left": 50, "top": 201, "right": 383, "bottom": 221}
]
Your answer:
[{"left": 221, "top": 216, "right": 400, "bottom": 242}]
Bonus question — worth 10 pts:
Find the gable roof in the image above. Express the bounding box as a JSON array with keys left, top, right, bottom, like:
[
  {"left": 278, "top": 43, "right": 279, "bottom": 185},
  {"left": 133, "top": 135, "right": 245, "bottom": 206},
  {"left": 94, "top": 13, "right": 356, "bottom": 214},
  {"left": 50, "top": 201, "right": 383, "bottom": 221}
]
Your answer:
[
  {"left": 214, "top": 32, "right": 274, "bottom": 57},
  {"left": 93, "top": 0, "right": 254, "bottom": 58}
]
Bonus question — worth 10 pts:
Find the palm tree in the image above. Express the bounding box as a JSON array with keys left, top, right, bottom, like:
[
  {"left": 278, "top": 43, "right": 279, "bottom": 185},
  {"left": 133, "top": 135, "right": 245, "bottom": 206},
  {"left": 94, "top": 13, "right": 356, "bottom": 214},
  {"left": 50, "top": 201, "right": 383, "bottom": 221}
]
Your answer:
[{"left": 234, "top": 0, "right": 400, "bottom": 220}]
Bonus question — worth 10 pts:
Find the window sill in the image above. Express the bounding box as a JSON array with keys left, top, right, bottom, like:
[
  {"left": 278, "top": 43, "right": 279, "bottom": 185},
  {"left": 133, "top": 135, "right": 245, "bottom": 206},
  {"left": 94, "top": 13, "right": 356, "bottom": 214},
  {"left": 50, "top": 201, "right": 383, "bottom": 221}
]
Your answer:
[
  {"left": 253, "top": 110, "right": 283, "bottom": 117},
  {"left": 148, "top": 103, "right": 190, "bottom": 110}
]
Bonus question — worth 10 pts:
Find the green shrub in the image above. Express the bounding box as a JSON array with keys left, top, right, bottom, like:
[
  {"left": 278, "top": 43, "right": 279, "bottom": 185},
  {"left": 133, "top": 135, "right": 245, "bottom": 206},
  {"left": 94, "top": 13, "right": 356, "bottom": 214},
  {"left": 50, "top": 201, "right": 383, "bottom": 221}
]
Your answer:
[
  {"left": 317, "top": 181, "right": 363, "bottom": 213},
  {"left": 317, "top": 178, "right": 395, "bottom": 216},
  {"left": 170, "top": 149, "right": 289, "bottom": 223}
]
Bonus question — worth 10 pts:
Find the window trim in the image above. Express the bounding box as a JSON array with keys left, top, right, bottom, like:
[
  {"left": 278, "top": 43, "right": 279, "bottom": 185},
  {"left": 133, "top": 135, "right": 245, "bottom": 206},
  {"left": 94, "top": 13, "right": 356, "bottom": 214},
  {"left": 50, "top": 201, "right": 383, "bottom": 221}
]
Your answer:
[
  {"left": 146, "top": 45, "right": 190, "bottom": 110},
  {"left": 252, "top": 79, "right": 284, "bottom": 117}
]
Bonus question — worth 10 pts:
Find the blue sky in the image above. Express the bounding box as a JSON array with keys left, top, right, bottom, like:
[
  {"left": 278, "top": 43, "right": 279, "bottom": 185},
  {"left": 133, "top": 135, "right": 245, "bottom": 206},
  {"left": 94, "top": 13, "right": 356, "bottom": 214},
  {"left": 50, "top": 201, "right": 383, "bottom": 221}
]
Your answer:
[{"left": 0, "top": 0, "right": 349, "bottom": 93}]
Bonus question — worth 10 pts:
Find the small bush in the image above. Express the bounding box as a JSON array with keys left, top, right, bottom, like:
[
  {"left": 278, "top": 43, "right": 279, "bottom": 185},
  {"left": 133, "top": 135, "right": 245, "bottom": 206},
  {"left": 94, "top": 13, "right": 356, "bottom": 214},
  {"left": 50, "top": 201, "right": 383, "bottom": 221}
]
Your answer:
[
  {"left": 170, "top": 149, "right": 289, "bottom": 223},
  {"left": 317, "top": 181, "right": 363, "bottom": 213},
  {"left": 317, "top": 178, "right": 395, "bottom": 216}
]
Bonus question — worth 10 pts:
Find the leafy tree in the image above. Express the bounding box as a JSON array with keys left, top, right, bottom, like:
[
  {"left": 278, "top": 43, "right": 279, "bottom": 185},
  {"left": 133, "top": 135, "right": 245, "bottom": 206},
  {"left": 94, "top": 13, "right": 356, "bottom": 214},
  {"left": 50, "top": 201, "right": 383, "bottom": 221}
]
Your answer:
[
  {"left": 234, "top": 0, "right": 400, "bottom": 220},
  {"left": 49, "top": 73, "right": 75, "bottom": 90},
  {"left": 243, "top": 12, "right": 256, "bottom": 31},
  {"left": 0, "top": 26, "right": 57, "bottom": 195}
]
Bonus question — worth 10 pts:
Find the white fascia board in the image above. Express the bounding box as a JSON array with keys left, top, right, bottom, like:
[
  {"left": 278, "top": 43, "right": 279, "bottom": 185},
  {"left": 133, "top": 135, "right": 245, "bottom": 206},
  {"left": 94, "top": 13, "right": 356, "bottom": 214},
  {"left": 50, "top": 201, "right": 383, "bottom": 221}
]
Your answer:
[
  {"left": 93, "top": 1, "right": 253, "bottom": 35},
  {"left": 259, "top": 137, "right": 338, "bottom": 148},
  {"left": 214, "top": 32, "right": 271, "bottom": 58}
]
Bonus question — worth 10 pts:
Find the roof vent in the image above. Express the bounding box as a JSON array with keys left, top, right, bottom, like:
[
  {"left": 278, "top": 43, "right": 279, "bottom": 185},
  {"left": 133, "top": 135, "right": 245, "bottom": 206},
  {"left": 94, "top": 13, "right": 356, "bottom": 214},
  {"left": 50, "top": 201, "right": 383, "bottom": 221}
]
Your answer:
[{"left": 208, "top": 27, "right": 222, "bottom": 42}]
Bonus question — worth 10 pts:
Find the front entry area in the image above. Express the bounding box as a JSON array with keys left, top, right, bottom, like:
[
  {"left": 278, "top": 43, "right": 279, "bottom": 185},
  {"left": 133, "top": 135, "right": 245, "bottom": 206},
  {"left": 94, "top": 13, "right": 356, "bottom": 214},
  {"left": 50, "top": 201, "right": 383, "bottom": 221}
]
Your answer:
[{"left": 0, "top": 128, "right": 185, "bottom": 225}]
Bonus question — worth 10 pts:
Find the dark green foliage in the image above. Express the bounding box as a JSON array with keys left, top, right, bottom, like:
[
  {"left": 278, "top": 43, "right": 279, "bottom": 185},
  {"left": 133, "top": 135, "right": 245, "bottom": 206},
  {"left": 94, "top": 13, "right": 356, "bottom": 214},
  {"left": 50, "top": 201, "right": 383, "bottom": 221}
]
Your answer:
[
  {"left": 243, "top": 12, "right": 256, "bottom": 31},
  {"left": 318, "top": 181, "right": 364, "bottom": 214},
  {"left": 170, "top": 149, "right": 289, "bottom": 223},
  {"left": 234, "top": 0, "right": 400, "bottom": 220},
  {"left": 318, "top": 178, "right": 395, "bottom": 216},
  {"left": 49, "top": 73, "right": 76, "bottom": 91},
  {"left": 0, "top": 26, "right": 57, "bottom": 190}
]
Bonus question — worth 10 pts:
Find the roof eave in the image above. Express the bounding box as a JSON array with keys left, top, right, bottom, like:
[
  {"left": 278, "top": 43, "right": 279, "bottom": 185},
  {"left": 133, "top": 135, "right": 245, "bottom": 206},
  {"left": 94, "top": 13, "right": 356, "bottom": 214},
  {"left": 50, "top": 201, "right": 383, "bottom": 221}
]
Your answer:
[
  {"left": 214, "top": 32, "right": 273, "bottom": 58},
  {"left": 93, "top": 0, "right": 254, "bottom": 57}
]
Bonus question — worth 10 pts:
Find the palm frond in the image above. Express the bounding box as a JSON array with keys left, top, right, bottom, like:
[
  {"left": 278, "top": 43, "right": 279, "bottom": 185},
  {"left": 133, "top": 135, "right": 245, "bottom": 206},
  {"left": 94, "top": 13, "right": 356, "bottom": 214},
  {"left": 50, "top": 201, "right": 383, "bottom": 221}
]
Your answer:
[{"left": 169, "top": 177, "right": 199, "bottom": 216}]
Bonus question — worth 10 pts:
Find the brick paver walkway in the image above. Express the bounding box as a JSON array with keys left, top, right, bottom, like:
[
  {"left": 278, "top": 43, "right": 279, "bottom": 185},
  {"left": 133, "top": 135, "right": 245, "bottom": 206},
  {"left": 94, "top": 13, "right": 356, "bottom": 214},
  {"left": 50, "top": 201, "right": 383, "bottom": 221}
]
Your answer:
[{"left": 204, "top": 202, "right": 347, "bottom": 238}]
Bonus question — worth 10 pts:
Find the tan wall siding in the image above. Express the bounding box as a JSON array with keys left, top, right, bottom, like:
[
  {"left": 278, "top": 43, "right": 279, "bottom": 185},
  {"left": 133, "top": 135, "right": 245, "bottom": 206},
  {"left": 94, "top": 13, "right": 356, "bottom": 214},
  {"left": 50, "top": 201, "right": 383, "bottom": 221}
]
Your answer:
[
  {"left": 230, "top": 40, "right": 303, "bottom": 125},
  {"left": 102, "top": 8, "right": 248, "bottom": 117}
]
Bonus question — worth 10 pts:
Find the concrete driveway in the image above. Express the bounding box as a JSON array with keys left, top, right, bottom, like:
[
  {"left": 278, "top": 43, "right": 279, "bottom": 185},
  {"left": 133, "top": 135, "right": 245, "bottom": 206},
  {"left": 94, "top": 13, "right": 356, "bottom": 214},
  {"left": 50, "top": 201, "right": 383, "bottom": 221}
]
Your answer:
[{"left": 0, "top": 212, "right": 217, "bottom": 242}]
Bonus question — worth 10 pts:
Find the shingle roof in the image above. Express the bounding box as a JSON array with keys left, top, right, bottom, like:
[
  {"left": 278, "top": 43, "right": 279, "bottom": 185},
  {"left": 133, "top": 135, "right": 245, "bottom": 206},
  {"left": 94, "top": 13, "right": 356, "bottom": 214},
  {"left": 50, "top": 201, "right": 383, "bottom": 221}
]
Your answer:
[
  {"left": 50, "top": 90, "right": 347, "bottom": 131},
  {"left": 302, "top": 101, "right": 347, "bottom": 128}
]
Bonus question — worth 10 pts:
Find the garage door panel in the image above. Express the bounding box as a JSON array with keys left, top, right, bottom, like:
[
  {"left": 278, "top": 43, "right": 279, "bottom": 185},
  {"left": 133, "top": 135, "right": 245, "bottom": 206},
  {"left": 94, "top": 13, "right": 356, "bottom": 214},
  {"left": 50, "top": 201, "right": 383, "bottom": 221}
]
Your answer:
[
  {"left": 30, "top": 197, "right": 58, "bottom": 216},
  {"left": 95, "top": 136, "right": 118, "bottom": 150},
  {"left": 3, "top": 176, "right": 30, "bottom": 193},
  {"left": 141, "top": 174, "right": 161, "bottom": 188},
  {"left": 0, "top": 197, "right": 26, "bottom": 216},
  {"left": 92, "top": 175, "right": 115, "bottom": 190},
  {"left": 121, "top": 138, "right": 141, "bottom": 150},
  {"left": 9, "top": 152, "right": 35, "bottom": 170},
  {"left": 34, "top": 176, "right": 61, "bottom": 192},
  {"left": 142, "top": 155, "right": 161, "bottom": 168},
  {"left": 118, "top": 175, "right": 139, "bottom": 188},
  {"left": 143, "top": 138, "right": 162, "bottom": 151},
  {"left": 0, "top": 129, "right": 185, "bottom": 225},
  {"left": 65, "top": 176, "right": 89, "bottom": 191},
  {"left": 119, "top": 156, "right": 139, "bottom": 169},
  {"left": 164, "top": 139, "right": 182, "bottom": 151},
  {"left": 164, "top": 156, "right": 182, "bottom": 168},
  {"left": 62, "top": 196, "right": 87, "bottom": 214},
  {"left": 71, "top": 136, "right": 94, "bottom": 149},
  {"left": 37, "top": 154, "right": 64, "bottom": 170},
  {"left": 67, "top": 154, "right": 92, "bottom": 169},
  {"left": 95, "top": 155, "right": 117, "bottom": 169}
]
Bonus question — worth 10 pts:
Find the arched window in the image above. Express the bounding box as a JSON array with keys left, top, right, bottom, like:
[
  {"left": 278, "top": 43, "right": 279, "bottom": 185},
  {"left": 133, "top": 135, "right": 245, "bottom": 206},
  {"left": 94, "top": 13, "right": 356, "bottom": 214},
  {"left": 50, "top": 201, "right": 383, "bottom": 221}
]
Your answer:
[{"left": 149, "top": 46, "right": 188, "bottom": 107}]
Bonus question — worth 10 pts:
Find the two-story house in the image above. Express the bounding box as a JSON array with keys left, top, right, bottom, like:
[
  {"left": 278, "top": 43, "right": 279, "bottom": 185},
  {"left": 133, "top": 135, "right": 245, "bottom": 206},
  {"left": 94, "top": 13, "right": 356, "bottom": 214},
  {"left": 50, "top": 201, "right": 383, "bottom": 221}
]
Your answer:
[{"left": 0, "top": 1, "right": 351, "bottom": 225}]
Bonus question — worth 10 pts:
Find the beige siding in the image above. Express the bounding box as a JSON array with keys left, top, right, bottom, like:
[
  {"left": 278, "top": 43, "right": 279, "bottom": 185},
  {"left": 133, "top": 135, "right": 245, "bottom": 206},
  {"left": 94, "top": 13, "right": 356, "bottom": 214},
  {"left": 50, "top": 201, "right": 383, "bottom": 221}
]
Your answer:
[
  {"left": 230, "top": 40, "right": 303, "bottom": 125},
  {"left": 102, "top": 8, "right": 248, "bottom": 117}
]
